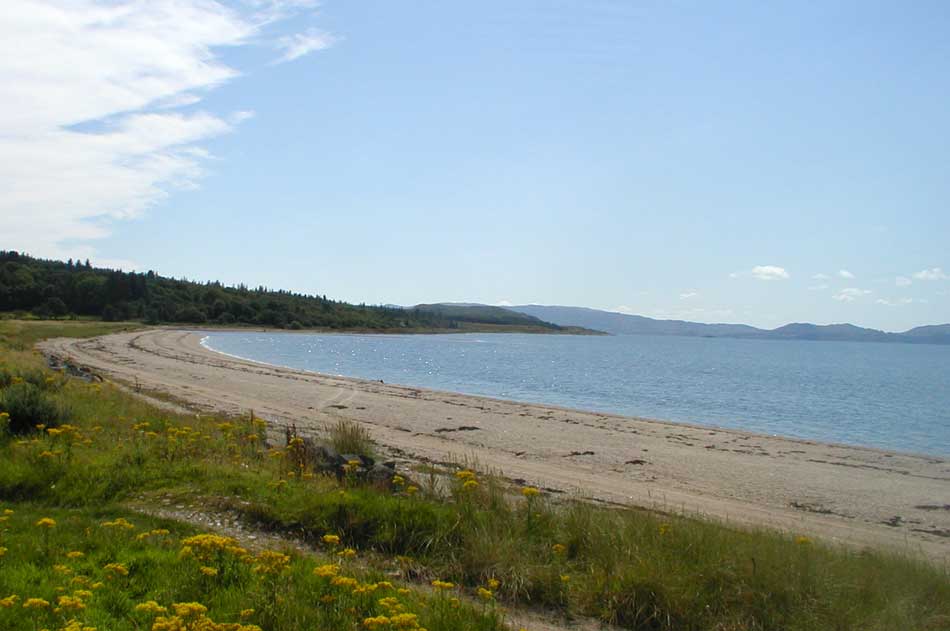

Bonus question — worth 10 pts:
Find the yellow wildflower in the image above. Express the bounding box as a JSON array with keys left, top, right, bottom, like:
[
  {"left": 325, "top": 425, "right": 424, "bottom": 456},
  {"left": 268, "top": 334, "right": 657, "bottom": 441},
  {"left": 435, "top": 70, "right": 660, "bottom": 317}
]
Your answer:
[
  {"left": 240, "top": 608, "right": 255, "bottom": 618},
  {"left": 72, "top": 590, "right": 93, "bottom": 600},
  {"left": 35, "top": 517, "right": 56, "bottom": 528},
  {"left": 101, "top": 518, "right": 136, "bottom": 530},
  {"left": 252, "top": 550, "right": 290, "bottom": 575},
  {"left": 552, "top": 543, "right": 566, "bottom": 554},
  {"left": 0, "top": 595, "right": 18, "bottom": 608},
  {"left": 172, "top": 602, "right": 208, "bottom": 617},
  {"left": 560, "top": 574, "right": 570, "bottom": 583},
  {"left": 0, "top": 547, "right": 6, "bottom": 557},
  {"left": 314, "top": 564, "right": 339, "bottom": 577},
  {"left": 462, "top": 479, "right": 478, "bottom": 491},
  {"left": 134, "top": 600, "right": 168, "bottom": 614},
  {"left": 199, "top": 566, "right": 219, "bottom": 577},
  {"left": 103, "top": 563, "right": 129, "bottom": 577},
  {"left": 521, "top": 486, "right": 541, "bottom": 498},
  {"left": 406, "top": 486, "right": 418, "bottom": 495},
  {"left": 3, "top": 509, "right": 12, "bottom": 515},
  {"left": 431, "top": 580, "right": 454, "bottom": 590},
  {"left": 390, "top": 613, "right": 419, "bottom": 628},
  {"left": 477, "top": 587, "right": 493, "bottom": 601},
  {"left": 363, "top": 615, "right": 391, "bottom": 629},
  {"left": 56, "top": 595, "right": 86, "bottom": 612},
  {"left": 23, "top": 597, "right": 50, "bottom": 609},
  {"left": 487, "top": 578, "right": 500, "bottom": 590},
  {"left": 795, "top": 535, "right": 812, "bottom": 545},
  {"left": 455, "top": 470, "right": 476, "bottom": 480},
  {"left": 337, "top": 547, "right": 357, "bottom": 559},
  {"left": 322, "top": 534, "right": 341, "bottom": 546},
  {"left": 66, "top": 550, "right": 85, "bottom": 559}
]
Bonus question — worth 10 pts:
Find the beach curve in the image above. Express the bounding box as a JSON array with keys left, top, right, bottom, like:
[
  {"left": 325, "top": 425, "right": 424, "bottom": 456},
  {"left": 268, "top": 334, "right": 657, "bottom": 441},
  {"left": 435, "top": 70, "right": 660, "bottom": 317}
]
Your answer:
[{"left": 40, "top": 328, "right": 950, "bottom": 563}]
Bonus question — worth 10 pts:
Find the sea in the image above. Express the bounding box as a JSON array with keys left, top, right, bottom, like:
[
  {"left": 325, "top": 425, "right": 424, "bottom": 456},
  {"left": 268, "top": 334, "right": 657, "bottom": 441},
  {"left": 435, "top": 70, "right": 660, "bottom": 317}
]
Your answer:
[{"left": 201, "top": 332, "right": 950, "bottom": 457}]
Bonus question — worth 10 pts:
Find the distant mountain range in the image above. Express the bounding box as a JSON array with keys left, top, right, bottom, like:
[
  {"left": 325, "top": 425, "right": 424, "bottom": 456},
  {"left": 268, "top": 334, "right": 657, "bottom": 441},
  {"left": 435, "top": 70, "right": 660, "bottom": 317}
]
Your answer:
[{"left": 506, "top": 305, "right": 950, "bottom": 345}]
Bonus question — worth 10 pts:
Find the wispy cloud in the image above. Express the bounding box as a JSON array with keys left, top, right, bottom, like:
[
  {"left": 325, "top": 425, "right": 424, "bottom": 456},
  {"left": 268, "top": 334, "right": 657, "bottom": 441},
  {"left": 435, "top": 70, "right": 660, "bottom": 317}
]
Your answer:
[
  {"left": 812, "top": 273, "right": 830, "bottom": 280},
  {"left": 679, "top": 291, "right": 698, "bottom": 300},
  {"left": 895, "top": 276, "right": 913, "bottom": 287},
  {"left": 276, "top": 27, "right": 337, "bottom": 62},
  {"left": 0, "top": 1, "right": 332, "bottom": 267},
  {"left": 912, "top": 267, "right": 948, "bottom": 281},
  {"left": 730, "top": 265, "right": 790, "bottom": 281},
  {"left": 833, "top": 288, "right": 871, "bottom": 302},
  {"left": 808, "top": 284, "right": 829, "bottom": 291},
  {"left": 838, "top": 269, "right": 855, "bottom": 279},
  {"left": 876, "top": 298, "right": 914, "bottom": 307}
]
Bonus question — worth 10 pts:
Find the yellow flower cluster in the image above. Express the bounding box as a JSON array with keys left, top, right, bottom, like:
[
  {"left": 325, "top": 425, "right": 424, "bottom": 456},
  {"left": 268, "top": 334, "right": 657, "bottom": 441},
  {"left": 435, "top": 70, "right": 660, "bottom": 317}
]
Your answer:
[
  {"left": 251, "top": 550, "right": 290, "bottom": 576},
  {"left": 521, "top": 486, "right": 541, "bottom": 498},
  {"left": 314, "top": 564, "right": 340, "bottom": 577},
  {"left": 101, "top": 517, "right": 136, "bottom": 530},
  {"left": 135, "top": 528, "right": 170, "bottom": 541},
  {"left": 103, "top": 562, "right": 129, "bottom": 577}
]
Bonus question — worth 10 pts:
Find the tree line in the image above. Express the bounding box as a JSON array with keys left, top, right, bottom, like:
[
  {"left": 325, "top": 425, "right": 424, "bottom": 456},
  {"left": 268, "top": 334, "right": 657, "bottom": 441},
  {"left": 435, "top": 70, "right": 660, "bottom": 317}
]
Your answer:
[{"left": 0, "top": 251, "right": 454, "bottom": 330}]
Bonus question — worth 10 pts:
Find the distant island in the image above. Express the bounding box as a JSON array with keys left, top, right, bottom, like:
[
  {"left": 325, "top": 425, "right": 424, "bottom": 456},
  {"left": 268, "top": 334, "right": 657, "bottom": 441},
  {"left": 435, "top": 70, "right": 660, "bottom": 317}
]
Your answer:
[
  {"left": 506, "top": 304, "right": 950, "bottom": 345},
  {"left": 0, "top": 251, "right": 593, "bottom": 334}
]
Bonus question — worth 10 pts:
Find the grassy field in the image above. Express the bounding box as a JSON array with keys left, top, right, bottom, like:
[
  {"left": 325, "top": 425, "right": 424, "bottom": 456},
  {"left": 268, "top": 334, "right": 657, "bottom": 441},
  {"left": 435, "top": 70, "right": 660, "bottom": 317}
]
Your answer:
[{"left": 0, "top": 320, "right": 948, "bottom": 631}]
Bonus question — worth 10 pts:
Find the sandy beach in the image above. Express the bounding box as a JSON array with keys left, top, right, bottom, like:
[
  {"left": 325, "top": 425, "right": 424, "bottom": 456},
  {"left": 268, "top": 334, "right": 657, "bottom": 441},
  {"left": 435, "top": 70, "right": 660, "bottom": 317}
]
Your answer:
[{"left": 40, "top": 328, "right": 950, "bottom": 562}]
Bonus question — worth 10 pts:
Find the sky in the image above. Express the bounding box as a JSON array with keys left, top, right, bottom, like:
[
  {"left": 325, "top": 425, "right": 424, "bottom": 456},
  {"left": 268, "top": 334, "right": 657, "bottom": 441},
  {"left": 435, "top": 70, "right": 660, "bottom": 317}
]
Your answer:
[{"left": 1, "top": 1, "right": 948, "bottom": 332}]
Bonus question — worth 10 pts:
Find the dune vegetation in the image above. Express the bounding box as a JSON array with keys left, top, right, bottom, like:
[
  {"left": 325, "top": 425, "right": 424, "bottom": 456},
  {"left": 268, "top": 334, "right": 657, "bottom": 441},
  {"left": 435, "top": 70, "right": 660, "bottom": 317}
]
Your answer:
[{"left": 0, "top": 320, "right": 948, "bottom": 631}]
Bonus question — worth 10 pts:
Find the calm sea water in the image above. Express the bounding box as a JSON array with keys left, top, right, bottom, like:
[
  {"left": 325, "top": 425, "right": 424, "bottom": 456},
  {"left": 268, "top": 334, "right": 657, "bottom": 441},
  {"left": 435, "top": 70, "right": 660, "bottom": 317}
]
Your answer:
[{"left": 201, "top": 332, "right": 950, "bottom": 457}]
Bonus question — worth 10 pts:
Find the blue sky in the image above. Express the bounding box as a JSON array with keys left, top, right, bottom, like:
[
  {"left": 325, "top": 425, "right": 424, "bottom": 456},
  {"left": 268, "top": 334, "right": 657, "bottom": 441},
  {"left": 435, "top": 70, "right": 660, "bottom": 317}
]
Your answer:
[{"left": 2, "top": 1, "right": 948, "bottom": 331}]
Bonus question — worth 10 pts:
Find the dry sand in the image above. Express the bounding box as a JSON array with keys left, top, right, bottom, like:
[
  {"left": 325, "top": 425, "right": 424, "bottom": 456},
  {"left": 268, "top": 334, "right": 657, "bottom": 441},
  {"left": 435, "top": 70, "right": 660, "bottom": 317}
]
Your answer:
[{"left": 40, "top": 329, "right": 950, "bottom": 563}]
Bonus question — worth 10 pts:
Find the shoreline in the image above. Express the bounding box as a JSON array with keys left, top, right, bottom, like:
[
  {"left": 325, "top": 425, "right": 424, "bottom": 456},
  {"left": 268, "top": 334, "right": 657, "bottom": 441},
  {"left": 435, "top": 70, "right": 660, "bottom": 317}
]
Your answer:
[
  {"left": 41, "top": 328, "right": 950, "bottom": 562},
  {"left": 198, "top": 332, "right": 944, "bottom": 462}
]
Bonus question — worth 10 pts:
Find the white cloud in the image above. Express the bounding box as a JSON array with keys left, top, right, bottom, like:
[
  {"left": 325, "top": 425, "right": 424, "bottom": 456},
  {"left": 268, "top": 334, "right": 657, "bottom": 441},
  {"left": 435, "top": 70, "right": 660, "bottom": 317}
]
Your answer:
[
  {"left": 730, "top": 265, "right": 789, "bottom": 281},
  {"left": 679, "top": 291, "right": 698, "bottom": 300},
  {"left": 838, "top": 269, "right": 855, "bottom": 279},
  {"left": 876, "top": 298, "right": 914, "bottom": 307},
  {"left": 494, "top": 300, "right": 513, "bottom": 307},
  {"left": 833, "top": 288, "right": 871, "bottom": 302},
  {"left": 0, "top": 1, "right": 333, "bottom": 266},
  {"left": 276, "top": 27, "right": 337, "bottom": 62},
  {"left": 812, "top": 273, "right": 830, "bottom": 280},
  {"left": 912, "top": 267, "right": 948, "bottom": 281},
  {"left": 807, "top": 284, "right": 829, "bottom": 291},
  {"left": 895, "top": 276, "right": 913, "bottom": 287}
]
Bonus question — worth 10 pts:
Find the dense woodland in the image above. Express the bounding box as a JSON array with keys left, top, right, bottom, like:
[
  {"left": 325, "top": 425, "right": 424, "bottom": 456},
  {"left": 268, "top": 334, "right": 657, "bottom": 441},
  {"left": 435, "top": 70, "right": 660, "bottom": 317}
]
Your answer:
[{"left": 0, "top": 251, "right": 462, "bottom": 330}]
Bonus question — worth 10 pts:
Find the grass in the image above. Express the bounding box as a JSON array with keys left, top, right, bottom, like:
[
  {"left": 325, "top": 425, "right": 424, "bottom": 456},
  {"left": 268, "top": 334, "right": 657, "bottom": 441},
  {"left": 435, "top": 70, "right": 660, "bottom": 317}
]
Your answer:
[
  {"left": 0, "top": 319, "right": 948, "bottom": 631},
  {"left": 0, "top": 504, "right": 502, "bottom": 631},
  {"left": 328, "top": 418, "right": 375, "bottom": 456}
]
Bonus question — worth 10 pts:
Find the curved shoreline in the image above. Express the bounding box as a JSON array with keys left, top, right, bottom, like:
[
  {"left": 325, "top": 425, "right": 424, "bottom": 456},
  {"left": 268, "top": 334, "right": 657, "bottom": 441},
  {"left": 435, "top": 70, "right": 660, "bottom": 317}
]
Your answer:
[
  {"left": 198, "top": 332, "right": 944, "bottom": 462},
  {"left": 41, "top": 328, "right": 950, "bottom": 562}
]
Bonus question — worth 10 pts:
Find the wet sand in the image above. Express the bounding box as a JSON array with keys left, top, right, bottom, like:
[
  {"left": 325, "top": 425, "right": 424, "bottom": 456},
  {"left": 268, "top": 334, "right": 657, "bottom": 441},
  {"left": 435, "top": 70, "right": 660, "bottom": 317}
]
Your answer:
[{"left": 40, "top": 328, "right": 950, "bottom": 562}]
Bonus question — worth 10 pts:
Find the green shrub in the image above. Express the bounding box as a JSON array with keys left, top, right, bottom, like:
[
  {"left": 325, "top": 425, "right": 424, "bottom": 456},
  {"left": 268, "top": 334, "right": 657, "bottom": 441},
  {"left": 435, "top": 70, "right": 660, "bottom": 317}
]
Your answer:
[{"left": 0, "top": 382, "right": 68, "bottom": 434}]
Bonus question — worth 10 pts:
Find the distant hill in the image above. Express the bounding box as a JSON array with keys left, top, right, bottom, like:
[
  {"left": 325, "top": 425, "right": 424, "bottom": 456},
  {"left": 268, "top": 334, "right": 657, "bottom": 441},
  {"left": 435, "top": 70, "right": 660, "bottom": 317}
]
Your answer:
[
  {"left": 410, "top": 303, "right": 600, "bottom": 334},
  {"left": 508, "top": 304, "right": 950, "bottom": 345}
]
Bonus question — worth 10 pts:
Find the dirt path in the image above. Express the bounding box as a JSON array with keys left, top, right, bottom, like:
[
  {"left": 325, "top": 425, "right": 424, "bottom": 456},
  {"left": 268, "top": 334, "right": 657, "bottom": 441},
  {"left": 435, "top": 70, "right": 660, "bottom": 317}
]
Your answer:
[{"left": 41, "top": 329, "right": 950, "bottom": 563}]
